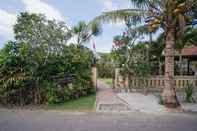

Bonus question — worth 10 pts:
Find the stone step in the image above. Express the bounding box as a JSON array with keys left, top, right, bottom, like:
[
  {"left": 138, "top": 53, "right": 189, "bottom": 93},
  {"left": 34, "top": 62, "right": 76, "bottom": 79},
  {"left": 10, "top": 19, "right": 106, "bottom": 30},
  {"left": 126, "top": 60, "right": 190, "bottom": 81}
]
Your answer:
[{"left": 97, "top": 103, "right": 130, "bottom": 112}]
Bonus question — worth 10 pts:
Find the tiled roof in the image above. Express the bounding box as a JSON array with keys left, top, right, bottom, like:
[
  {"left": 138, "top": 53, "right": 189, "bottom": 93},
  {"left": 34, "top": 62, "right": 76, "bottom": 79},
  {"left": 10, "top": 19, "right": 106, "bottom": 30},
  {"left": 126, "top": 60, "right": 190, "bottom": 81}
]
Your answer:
[{"left": 181, "top": 46, "right": 197, "bottom": 56}]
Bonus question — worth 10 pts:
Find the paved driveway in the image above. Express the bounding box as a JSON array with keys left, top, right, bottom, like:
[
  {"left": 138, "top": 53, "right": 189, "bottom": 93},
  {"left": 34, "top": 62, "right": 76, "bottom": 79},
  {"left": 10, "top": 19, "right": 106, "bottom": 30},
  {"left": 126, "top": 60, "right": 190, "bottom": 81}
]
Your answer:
[
  {"left": 96, "top": 81, "right": 129, "bottom": 111},
  {"left": 0, "top": 109, "right": 197, "bottom": 131}
]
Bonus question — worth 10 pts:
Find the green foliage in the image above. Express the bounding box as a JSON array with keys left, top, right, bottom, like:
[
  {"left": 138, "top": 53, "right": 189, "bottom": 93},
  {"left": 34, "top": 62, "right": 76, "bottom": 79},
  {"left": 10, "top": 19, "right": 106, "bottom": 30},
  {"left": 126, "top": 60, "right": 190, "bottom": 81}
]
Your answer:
[
  {"left": 129, "top": 44, "right": 151, "bottom": 77},
  {"left": 0, "top": 12, "right": 95, "bottom": 106},
  {"left": 0, "top": 42, "right": 94, "bottom": 105},
  {"left": 158, "top": 94, "right": 164, "bottom": 105},
  {"left": 111, "top": 21, "right": 152, "bottom": 90},
  {"left": 112, "top": 22, "right": 151, "bottom": 79},
  {"left": 184, "top": 83, "right": 196, "bottom": 103},
  {"left": 0, "top": 41, "right": 30, "bottom": 90},
  {"left": 99, "top": 78, "right": 113, "bottom": 87},
  {"left": 97, "top": 53, "right": 114, "bottom": 78}
]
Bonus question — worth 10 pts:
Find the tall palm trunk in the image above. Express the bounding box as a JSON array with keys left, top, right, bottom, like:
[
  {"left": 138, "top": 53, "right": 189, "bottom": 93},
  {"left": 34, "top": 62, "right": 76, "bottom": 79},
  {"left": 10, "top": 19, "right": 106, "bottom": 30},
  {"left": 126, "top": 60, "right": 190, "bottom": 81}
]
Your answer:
[
  {"left": 158, "top": 58, "right": 162, "bottom": 75},
  {"left": 179, "top": 53, "right": 183, "bottom": 76},
  {"left": 162, "top": 26, "right": 180, "bottom": 108}
]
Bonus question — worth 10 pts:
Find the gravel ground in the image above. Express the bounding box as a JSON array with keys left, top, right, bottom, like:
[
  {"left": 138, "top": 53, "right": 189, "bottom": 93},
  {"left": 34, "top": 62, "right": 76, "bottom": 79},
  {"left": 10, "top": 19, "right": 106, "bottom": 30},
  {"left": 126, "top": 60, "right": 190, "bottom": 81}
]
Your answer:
[
  {"left": 117, "top": 93, "right": 167, "bottom": 113},
  {"left": 152, "top": 91, "right": 197, "bottom": 103},
  {"left": 118, "top": 91, "right": 197, "bottom": 113},
  {"left": 0, "top": 109, "right": 197, "bottom": 131}
]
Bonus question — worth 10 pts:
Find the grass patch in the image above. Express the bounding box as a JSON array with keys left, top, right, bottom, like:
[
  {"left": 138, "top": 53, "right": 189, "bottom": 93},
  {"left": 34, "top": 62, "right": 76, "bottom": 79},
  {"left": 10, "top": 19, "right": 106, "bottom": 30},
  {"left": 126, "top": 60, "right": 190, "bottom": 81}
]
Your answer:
[
  {"left": 99, "top": 78, "right": 113, "bottom": 87},
  {"left": 47, "top": 94, "right": 96, "bottom": 111}
]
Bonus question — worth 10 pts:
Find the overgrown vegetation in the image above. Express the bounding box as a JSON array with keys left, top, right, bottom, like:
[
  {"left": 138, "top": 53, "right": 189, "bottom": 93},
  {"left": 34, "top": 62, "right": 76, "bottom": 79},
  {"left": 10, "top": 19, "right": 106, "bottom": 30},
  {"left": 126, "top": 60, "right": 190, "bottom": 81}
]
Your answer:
[
  {"left": 0, "top": 12, "right": 98, "bottom": 106},
  {"left": 111, "top": 21, "right": 152, "bottom": 90}
]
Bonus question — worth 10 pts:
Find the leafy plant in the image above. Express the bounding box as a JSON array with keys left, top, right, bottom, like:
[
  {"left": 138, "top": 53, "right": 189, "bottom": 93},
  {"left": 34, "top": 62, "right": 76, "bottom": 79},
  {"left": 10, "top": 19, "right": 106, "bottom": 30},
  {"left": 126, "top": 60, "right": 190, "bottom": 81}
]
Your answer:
[
  {"left": 97, "top": 53, "right": 115, "bottom": 78},
  {"left": 0, "top": 12, "right": 95, "bottom": 106},
  {"left": 158, "top": 94, "right": 164, "bottom": 105},
  {"left": 111, "top": 24, "right": 151, "bottom": 91},
  {"left": 185, "top": 83, "right": 196, "bottom": 103}
]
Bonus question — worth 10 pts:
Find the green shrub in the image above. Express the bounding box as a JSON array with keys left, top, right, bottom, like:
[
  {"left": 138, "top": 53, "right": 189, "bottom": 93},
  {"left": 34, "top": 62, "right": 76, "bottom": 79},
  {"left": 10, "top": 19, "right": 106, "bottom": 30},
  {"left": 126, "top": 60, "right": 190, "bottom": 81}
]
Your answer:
[
  {"left": 97, "top": 53, "right": 115, "bottom": 78},
  {"left": 0, "top": 43, "right": 94, "bottom": 106},
  {"left": 158, "top": 94, "right": 164, "bottom": 105},
  {"left": 0, "top": 13, "right": 95, "bottom": 106},
  {"left": 185, "top": 83, "right": 196, "bottom": 103}
]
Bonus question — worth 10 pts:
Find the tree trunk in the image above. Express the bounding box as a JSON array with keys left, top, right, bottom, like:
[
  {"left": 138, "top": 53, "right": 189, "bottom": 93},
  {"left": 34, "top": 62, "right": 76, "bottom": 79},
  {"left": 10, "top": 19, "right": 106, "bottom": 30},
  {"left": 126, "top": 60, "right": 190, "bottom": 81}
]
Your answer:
[
  {"left": 158, "top": 58, "right": 162, "bottom": 75},
  {"left": 34, "top": 81, "right": 41, "bottom": 105},
  {"left": 187, "top": 60, "right": 190, "bottom": 75},
  {"left": 179, "top": 52, "right": 183, "bottom": 76},
  {"left": 162, "top": 26, "right": 180, "bottom": 108}
]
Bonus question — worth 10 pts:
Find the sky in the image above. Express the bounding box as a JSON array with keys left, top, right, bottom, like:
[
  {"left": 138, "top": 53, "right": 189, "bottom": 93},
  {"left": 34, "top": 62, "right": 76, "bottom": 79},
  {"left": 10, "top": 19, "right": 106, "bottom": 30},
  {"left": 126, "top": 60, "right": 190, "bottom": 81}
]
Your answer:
[{"left": 0, "top": 0, "right": 133, "bottom": 52}]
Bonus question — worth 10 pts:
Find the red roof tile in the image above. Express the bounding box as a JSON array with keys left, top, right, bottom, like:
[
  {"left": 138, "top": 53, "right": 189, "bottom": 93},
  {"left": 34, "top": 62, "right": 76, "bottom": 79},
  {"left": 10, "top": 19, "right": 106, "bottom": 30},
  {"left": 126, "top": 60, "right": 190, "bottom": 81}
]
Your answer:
[{"left": 181, "top": 46, "right": 197, "bottom": 56}]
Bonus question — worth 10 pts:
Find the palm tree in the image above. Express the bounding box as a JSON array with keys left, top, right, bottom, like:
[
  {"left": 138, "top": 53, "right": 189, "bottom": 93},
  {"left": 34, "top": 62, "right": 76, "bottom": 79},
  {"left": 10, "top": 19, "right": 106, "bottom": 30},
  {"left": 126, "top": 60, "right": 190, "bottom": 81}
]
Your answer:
[
  {"left": 92, "top": 0, "right": 197, "bottom": 108},
  {"left": 72, "top": 21, "right": 102, "bottom": 45}
]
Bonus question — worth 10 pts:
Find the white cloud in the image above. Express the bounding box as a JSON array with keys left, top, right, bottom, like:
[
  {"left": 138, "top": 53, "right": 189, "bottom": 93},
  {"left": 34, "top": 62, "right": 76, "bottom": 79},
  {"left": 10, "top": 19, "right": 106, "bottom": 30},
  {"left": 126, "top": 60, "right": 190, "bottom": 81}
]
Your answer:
[
  {"left": 0, "top": 9, "right": 17, "bottom": 39},
  {"left": 100, "top": 0, "right": 130, "bottom": 11},
  {"left": 0, "top": 0, "right": 66, "bottom": 42},
  {"left": 21, "top": 0, "right": 65, "bottom": 21},
  {"left": 103, "top": 0, "right": 116, "bottom": 11},
  {"left": 98, "top": 0, "right": 130, "bottom": 27}
]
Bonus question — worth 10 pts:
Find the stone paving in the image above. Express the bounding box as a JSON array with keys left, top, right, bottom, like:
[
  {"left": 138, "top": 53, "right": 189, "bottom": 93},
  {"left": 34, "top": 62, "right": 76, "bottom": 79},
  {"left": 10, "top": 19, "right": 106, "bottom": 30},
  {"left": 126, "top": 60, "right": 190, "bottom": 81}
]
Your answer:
[
  {"left": 97, "top": 80, "right": 197, "bottom": 113},
  {"left": 96, "top": 80, "right": 168, "bottom": 113},
  {"left": 117, "top": 93, "right": 168, "bottom": 114},
  {"left": 96, "top": 81, "right": 130, "bottom": 112}
]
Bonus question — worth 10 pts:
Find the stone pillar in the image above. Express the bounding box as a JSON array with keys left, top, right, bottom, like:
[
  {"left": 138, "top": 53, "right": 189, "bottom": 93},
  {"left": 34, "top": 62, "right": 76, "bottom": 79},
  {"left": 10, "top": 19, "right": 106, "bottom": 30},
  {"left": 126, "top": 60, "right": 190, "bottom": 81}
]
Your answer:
[
  {"left": 125, "top": 77, "right": 129, "bottom": 88},
  {"left": 92, "top": 66, "right": 97, "bottom": 89},
  {"left": 114, "top": 68, "right": 120, "bottom": 89}
]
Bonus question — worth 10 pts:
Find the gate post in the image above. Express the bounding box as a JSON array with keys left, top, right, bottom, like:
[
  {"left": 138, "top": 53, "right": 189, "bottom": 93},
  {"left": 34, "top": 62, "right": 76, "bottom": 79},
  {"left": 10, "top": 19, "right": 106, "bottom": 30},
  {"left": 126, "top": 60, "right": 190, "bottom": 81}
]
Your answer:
[
  {"left": 114, "top": 68, "right": 120, "bottom": 90},
  {"left": 92, "top": 65, "right": 97, "bottom": 89}
]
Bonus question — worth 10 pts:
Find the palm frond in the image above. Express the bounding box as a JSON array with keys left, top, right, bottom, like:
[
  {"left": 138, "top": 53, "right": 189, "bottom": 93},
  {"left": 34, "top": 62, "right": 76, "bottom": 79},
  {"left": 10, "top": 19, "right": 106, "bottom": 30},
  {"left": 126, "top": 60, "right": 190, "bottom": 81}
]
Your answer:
[
  {"left": 134, "top": 25, "right": 149, "bottom": 35},
  {"left": 89, "top": 22, "right": 102, "bottom": 36},
  {"left": 130, "top": 0, "right": 149, "bottom": 9},
  {"left": 92, "top": 9, "right": 146, "bottom": 25},
  {"left": 130, "top": 0, "right": 161, "bottom": 10}
]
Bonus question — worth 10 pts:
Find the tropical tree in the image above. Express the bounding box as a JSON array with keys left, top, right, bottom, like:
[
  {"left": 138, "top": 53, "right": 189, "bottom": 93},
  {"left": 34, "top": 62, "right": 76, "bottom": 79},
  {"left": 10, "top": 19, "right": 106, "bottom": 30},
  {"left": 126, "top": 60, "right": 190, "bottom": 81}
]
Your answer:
[
  {"left": 72, "top": 21, "right": 102, "bottom": 45},
  {"left": 111, "top": 21, "right": 152, "bottom": 91},
  {"left": 92, "top": 0, "right": 197, "bottom": 108},
  {"left": 112, "top": 40, "right": 151, "bottom": 91},
  {"left": 13, "top": 12, "right": 72, "bottom": 104}
]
